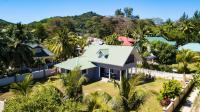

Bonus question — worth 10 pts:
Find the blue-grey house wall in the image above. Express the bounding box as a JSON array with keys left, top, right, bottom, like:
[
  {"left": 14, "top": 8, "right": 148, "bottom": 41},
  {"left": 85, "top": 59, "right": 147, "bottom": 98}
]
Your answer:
[{"left": 84, "top": 67, "right": 99, "bottom": 81}]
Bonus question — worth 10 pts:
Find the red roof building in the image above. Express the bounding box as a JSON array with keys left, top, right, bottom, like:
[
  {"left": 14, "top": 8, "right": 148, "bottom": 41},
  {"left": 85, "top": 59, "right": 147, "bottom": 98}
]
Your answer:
[{"left": 117, "top": 36, "right": 135, "bottom": 46}]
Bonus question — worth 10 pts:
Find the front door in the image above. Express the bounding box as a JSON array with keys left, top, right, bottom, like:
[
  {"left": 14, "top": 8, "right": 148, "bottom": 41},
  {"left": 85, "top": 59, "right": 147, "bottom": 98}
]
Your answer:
[{"left": 100, "top": 68, "right": 105, "bottom": 77}]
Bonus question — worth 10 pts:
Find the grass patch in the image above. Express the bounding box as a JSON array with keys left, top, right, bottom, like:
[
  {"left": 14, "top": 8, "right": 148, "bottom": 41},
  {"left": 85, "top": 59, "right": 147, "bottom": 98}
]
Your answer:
[
  {"left": 82, "top": 78, "right": 169, "bottom": 112},
  {"left": 83, "top": 81, "right": 119, "bottom": 96},
  {"left": 136, "top": 78, "right": 168, "bottom": 112}
]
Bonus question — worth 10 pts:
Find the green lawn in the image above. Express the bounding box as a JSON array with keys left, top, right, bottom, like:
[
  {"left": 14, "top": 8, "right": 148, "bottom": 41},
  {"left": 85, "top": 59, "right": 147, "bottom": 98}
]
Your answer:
[
  {"left": 136, "top": 78, "right": 167, "bottom": 112},
  {"left": 82, "top": 78, "right": 168, "bottom": 112},
  {"left": 83, "top": 81, "right": 119, "bottom": 96}
]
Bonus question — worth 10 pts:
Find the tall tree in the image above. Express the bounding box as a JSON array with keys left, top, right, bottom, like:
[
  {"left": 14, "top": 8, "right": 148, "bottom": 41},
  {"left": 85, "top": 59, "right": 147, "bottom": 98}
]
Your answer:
[
  {"left": 176, "top": 50, "right": 200, "bottom": 82},
  {"left": 124, "top": 7, "right": 133, "bottom": 18},
  {"left": 34, "top": 24, "right": 48, "bottom": 43},
  {"left": 44, "top": 28, "right": 77, "bottom": 60},
  {"left": 151, "top": 41, "right": 177, "bottom": 64},
  {"left": 115, "top": 9, "right": 124, "bottom": 17},
  {"left": 179, "top": 20, "right": 195, "bottom": 43},
  {"left": 2, "top": 24, "right": 34, "bottom": 71},
  {"left": 179, "top": 12, "right": 188, "bottom": 22}
]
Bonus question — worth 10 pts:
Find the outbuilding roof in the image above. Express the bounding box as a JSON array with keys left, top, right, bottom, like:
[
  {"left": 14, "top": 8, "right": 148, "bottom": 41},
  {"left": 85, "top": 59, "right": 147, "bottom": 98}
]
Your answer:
[
  {"left": 145, "top": 36, "right": 176, "bottom": 46},
  {"left": 178, "top": 43, "right": 200, "bottom": 53}
]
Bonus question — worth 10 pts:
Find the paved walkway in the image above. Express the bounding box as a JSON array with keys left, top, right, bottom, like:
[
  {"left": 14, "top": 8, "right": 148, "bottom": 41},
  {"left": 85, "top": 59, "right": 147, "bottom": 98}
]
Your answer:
[{"left": 180, "top": 89, "right": 200, "bottom": 112}]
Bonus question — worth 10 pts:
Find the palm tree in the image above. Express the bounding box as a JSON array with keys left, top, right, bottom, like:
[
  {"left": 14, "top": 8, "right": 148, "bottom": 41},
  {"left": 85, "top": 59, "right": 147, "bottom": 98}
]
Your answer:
[
  {"left": 113, "top": 74, "right": 144, "bottom": 111},
  {"left": 76, "top": 37, "right": 87, "bottom": 55},
  {"left": 176, "top": 50, "right": 200, "bottom": 82},
  {"left": 44, "top": 28, "right": 77, "bottom": 60},
  {"left": 84, "top": 91, "right": 113, "bottom": 111},
  {"left": 10, "top": 74, "right": 33, "bottom": 97},
  {"left": 60, "top": 68, "right": 87, "bottom": 101},
  {"left": 179, "top": 20, "right": 195, "bottom": 43},
  {"left": 0, "top": 24, "right": 34, "bottom": 73}
]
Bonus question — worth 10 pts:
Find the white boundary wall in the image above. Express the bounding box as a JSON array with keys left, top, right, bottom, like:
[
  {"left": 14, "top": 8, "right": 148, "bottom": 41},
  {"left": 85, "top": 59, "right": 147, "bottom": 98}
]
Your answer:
[
  {"left": 0, "top": 69, "right": 55, "bottom": 86},
  {"left": 135, "top": 68, "right": 192, "bottom": 81}
]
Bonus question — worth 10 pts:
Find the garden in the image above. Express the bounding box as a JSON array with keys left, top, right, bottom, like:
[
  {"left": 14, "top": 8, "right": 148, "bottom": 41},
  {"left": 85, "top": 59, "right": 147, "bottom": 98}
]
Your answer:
[{"left": 0, "top": 70, "right": 186, "bottom": 112}]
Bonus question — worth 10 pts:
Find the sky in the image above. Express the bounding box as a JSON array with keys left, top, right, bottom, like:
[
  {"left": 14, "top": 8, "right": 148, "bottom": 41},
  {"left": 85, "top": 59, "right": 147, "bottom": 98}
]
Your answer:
[{"left": 0, "top": 0, "right": 200, "bottom": 24}]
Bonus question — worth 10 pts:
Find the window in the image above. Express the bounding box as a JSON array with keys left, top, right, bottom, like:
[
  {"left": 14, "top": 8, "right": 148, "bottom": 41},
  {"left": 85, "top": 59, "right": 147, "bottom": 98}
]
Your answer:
[
  {"left": 97, "top": 49, "right": 109, "bottom": 59},
  {"left": 82, "top": 70, "right": 87, "bottom": 74}
]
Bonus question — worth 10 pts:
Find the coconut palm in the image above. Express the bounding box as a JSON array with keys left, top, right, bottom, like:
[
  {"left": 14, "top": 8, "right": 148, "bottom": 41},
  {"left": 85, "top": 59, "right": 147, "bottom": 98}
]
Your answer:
[
  {"left": 44, "top": 28, "right": 78, "bottom": 60},
  {"left": 75, "top": 37, "right": 87, "bottom": 55},
  {"left": 176, "top": 49, "right": 200, "bottom": 82},
  {"left": 179, "top": 20, "right": 195, "bottom": 43},
  {"left": 60, "top": 68, "right": 87, "bottom": 101},
  {"left": 1, "top": 24, "right": 34, "bottom": 73},
  {"left": 10, "top": 74, "right": 33, "bottom": 97},
  {"left": 113, "top": 74, "right": 144, "bottom": 111}
]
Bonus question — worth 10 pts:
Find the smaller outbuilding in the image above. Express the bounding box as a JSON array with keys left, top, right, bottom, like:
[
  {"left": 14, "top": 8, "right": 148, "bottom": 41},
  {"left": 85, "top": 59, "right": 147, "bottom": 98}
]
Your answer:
[
  {"left": 145, "top": 36, "right": 176, "bottom": 46},
  {"left": 27, "top": 43, "right": 54, "bottom": 59},
  {"left": 178, "top": 43, "right": 200, "bottom": 53}
]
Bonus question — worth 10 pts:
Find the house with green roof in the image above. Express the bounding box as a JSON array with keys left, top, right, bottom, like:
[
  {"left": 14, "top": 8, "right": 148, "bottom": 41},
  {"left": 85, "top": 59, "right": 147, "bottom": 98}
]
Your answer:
[
  {"left": 178, "top": 43, "right": 200, "bottom": 53},
  {"left": 145, "top": 36, "right": 176, "bottom": 46},
  {"left": 55, "top": 45, "right": 142, "bottom": 81}
]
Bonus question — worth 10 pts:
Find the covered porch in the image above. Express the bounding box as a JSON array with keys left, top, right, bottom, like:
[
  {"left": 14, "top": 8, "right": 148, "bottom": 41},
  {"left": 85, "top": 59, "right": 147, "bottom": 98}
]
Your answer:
[{"left": 96, "top": 63, "right": 135, "bottom": 81}]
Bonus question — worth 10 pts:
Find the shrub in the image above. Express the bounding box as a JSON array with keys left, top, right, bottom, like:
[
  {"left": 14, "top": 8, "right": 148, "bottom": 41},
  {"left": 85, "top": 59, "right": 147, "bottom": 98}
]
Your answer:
[
  {"left": 160, "top": 80, "right": 182, "bottom": 99},
  {"left": 135, "top": 73, "right": 155, "bottom": 84},
  {"left": 193, "top": 72, "right": 200, "bottom": 89}
]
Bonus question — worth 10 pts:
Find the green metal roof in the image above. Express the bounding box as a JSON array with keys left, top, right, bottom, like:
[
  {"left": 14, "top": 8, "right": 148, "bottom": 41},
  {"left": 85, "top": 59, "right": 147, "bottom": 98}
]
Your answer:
[
  {"left": 83, "top": 45, "right": 134, "bottom": 66},
  {"left": 178, "top": 43, "right": 200, "bottom": 52},
  {"left": 145, "top": 36, "right": 176, "bottom": 46},
  {"left": 55, "top": 45, "right": 134, "bottom": 70},
  {"left": 54, "top": 56, "right": 96, "bottom": 70}
]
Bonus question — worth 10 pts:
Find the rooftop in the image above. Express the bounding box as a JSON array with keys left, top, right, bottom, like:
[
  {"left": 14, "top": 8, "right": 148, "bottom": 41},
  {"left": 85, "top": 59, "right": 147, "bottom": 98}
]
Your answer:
[
  {"left": 83, "top": 44, "right": 134, "bottom": 66},
  {"left": 55, "top": 45, "right": 135, "bottom": 70},
  {"left": 145, "top": 36, "right": 176, "bottom": 46},
  {"left": 54, "top": 56, "right": 96, "bottom": 70},
  {"left": 178, "top": 43, "right": 200, "bottom": 52}
]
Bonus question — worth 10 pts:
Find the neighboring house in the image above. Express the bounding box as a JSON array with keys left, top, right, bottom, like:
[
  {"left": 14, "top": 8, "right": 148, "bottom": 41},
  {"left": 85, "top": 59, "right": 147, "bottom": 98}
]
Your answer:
[
  {"left": 27, "top": 43, "right": 54, "bottom": 59},
  {"left": 178, "top": 43, "right": 200, "bottom": 53},
  {"left": 145, "top": 36, "right": 176, "bottom": 46},
  {"left": 55, "top": 45, "right": 142, "bottom": 81},
  {"left": 118, "top": 36, "right": 135, "bottom": 46}
]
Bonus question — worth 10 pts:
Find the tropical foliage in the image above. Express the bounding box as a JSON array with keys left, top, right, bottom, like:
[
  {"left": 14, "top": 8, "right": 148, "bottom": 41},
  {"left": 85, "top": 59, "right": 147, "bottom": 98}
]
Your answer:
[
  {"left": 10, "top": 74, "right": 33, "bottom": 97},
  {"left": 151, "top": 41, "right": 176, "bottom": 64},
  {"left": 176, "top": 49, "right": 200, "bottom": 74},
  {"left": 160, "top": 80, "right": 182, "bottom": 99}
]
